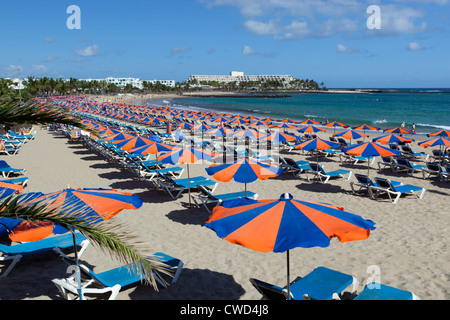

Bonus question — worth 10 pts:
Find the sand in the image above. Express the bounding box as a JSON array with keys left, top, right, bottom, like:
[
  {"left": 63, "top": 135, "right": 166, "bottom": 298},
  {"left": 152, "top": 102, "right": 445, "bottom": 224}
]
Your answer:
[{"left": 0, "top": 114, "right": 449, "bottom": 300}]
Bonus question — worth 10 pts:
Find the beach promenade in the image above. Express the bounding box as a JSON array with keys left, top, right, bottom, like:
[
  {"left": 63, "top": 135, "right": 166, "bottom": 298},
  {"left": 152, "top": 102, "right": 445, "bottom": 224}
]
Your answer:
[{"left": 0, "top": 117, "right": 449, "bottom": 300}]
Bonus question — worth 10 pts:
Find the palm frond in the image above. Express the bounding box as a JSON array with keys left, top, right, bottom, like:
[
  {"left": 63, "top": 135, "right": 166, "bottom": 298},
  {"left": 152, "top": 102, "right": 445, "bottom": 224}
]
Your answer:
[
  {"left": 0, "top": 98, "right": 99, "bottom": 137},
  {"left": 0, "top": 194, "right": 170, "bottom": 289}
]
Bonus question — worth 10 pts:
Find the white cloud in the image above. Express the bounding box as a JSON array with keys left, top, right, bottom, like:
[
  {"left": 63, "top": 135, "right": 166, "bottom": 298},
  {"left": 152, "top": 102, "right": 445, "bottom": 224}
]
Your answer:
[
  {"left": 44, "top": 37, "right": 54, "bottom": 43},
  {"left": 31, "top": 64, "right": 49, "bottom": 75},
  {"left": 337, "top": 43, "right": 359, "bottom": 53},
  {"left": 242, "top": 45, "right": 256, "bottom": 55},
  {"left": 375, "top": 5, "right": 427, "bottom": 35},
  {"left": 75, "top": 44, "right": 100, "bottom": 57},
  {"left": 406, "top": 41, "right": 423, "bottom": 50}
]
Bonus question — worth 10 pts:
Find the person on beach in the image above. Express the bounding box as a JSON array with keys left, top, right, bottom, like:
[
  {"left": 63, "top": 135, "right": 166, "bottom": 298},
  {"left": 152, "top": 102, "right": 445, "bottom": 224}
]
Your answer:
[
  {"left": 0, "top": 138, "right": 6, "bottom": 151},
  {"left": 412, "top": 123, "right": 416, "bottom": 131},
  {"left": 401, "top": 121, "right": 405, "bottom": 128}
]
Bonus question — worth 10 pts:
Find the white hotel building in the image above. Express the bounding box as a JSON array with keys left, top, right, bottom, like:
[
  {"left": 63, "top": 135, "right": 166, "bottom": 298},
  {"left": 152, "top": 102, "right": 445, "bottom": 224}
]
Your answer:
[
  {"left": 187, "top": 71, "right": 295, "bottom": 86},
  {"left": 79, "top": 77, "right": 175, "bottom": 89}
]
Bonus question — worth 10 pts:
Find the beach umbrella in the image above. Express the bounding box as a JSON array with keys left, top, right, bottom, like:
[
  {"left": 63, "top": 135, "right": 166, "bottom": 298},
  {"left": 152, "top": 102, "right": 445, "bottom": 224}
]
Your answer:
[
  {"left": 418, "top": 137, "right": 450, "bottom": 149},
  {"left": 247, "top": 120, "right": 268, "bottom": 127},
  {"left": 99, "top": 127, "right": 121, "bottom": 136},
  {"left": 206, "top": 126, "right": 235, "bottom": 137},
  {"left": 205, "top": 158, "right": 283, "bottom": 196},
  {"left": 273, "top": 123, "right": 298, "bottom": 130},
  {"left": 342, "top": 142, "right": 401, "bottom": 177},
  {"left": 204, "top": 192, "right": 376, "bottom": 299},
  {"left": 297, "top": 125, "right": 326, "bottom": 134},
  {"left": 352, "top": 124, "right": 380, "bottom": 135},
  {"left": 157, "top": 146, "right": 219, "bottom": 206},
  {"left": 232, "top": 129, "right": 265, "bottom": 140},
  {"left": 372, "top": 134, "right": 414, "bottom": 145},
  {"left": 427, "top": 130, "right": 450, "bottom": 137},
  {"left": 325, "top": 121, "right": 348, "bottom": 134},
  {"left": 295, "top": 138, "right": 340, "bottom": 178},
  {"left": 384, "top": 127, "right": 415, "bottom": 135},
  {"left": 103, "top": 132, "right": 135, "bottom": 142},
  {"left": 130, "top": 141, "right": 175, "bottom": 155},
  {"left": 193, "top": 123, "right": 215, "bottom": 132},
  {"left": 260, "top": 131, "right": 297, "bottom": 143},
  {"left": 333, "top": 129, "right": 368, "bottom": 144},
  {"left": 227, "top": 118, "right": 248, "bottom": 126},
  {"left": 212, "top": 116, "right": 232, "bottom": 123},
  {"left": 300, "top": 119, "right": 321, "bottom": 125},
  {"left": 295, "top": 138, "right": 340, "bottom": 153},
  {"left": 280, "top": 118, "right": 299, "bottom": 124},
  {"left": 173, "top": 121, "right": 194, "bottom": 130},
  {"left": 0, "top": 181, "right": 24, "bottom": 199},
  {"left": 418, "top": 137, "right": 450, "bottom": 164},
  {"left": 114, "top": 136, "right": 156, "bottom": 152}
]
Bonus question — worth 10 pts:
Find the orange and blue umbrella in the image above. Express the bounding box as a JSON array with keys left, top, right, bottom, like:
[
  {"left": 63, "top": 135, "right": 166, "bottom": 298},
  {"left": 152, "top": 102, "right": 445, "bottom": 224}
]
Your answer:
[
  {"left": 0, "top": 189, "right": 143, "bottom": 243},
  {"left": 427, "top": 130, "right": 450, "bottom": 137},
  {"left": 206, "top": 127, "right": 235, "bottom": 136},
  {"left": 130, "top": 141, "right": 175, "bottom": 156},
  {"left": 261, "top": 131, "right": 298, "bottom": 143},
  {"left": 342, "top": 142, "right": 401, "bottom": 176},
  {"left": 295, "top": 137, "right": 340, "bottom": 151},
  {"left": 158, "top": 147, "right": 219, "bottom": 206},
  {"left": 352, "top": 124, "right": 380, "bottom": 133},
  {"left": 206, "top": 158, "right": 283, "bottom": 195},
  {"left": 297, "top": 125, "right": 326, "bottom": 134},
  {"left": 299, "top": 119, "right": 321, "bottom": 125},
  {"left": 372, "top": 134, "right": 413, "bottom": 145},
  {"left": 103, "top": 132, "right": 135, "bottom": 142},
  {"left": 0, "top": 181, "right": 24, "bottom": 199},
  {"left": 205, "top": 192, "right": 375, "bottom": 299},
  {"left": 114, "top": 136, "right": 156, "bottom": 152},
  {"left": 173, "top": 121, "right": 194, "bottom": 130},
  {"left": 232, "top": 129, "right": 264, "bottom": 140},
  {"left": 418, "top": 136, "right": 450, "bottom": 148},
  {"left": 384, "top": 127, "right": 415, "bottom": 135},
  {"left": 325, "top": 121, "right": 348, "bottom": 134},
  {"left": 333, "top": 129, "right": 368, "bottom": 143}
]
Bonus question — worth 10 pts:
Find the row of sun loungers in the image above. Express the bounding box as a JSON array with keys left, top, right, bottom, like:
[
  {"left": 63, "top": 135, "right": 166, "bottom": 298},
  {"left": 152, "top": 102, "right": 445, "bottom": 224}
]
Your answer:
[
  {"left": 250, "top": 266, "right": 419, "bottom": 300},
  {"left": 0, "top": 130, "right": 35, "bottom": 156}
]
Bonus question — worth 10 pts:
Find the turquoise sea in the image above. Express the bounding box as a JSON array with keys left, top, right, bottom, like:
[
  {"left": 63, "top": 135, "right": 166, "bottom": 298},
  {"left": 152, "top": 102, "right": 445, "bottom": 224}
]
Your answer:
[{"left": 159, "top": 90, "right": 450, "bottom": 136}]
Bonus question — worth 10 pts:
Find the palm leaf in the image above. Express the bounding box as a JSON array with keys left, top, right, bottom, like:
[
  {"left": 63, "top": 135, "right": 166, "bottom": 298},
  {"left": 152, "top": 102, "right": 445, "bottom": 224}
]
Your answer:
[{"left": 0, "top": 194, "right": 171, "bottom": 289}]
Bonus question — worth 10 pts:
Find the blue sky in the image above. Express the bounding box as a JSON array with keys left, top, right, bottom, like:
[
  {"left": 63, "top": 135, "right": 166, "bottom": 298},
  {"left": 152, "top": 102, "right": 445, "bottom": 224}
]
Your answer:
[{"left": 1, "top": 0, "right": 449, "bottom": 88}]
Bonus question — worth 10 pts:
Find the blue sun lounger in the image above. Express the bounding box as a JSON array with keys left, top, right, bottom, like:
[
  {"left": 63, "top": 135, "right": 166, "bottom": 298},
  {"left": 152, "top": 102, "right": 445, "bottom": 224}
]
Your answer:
[
  {"left": 250, "top": 266, "right": 358, "bottom": 300},
  {"left": 191, "top": 185, "right": 258, "bottom": 213},
  {"left": 0, "top": 232, "right": 89, "bottom": 278},
  {"left": 52, "top": 252, "right": 184, "bottom": 300},
  {"left": 369, "top": 177, "right": 426, "bottom": 204},
  {"left": 354, "top": 282, "right": 419, "bottom": 300},
  {"left": 350, "top": 174, "right": 402, "bottom": 195},
  {"left": 0, "top": 160, "right": 26, "bottom": 178},
  {"left": 393, "top": 158, "right": 427, "bottom": 176},
  {"left": 157, "top": 173, "right": 218, "bottom": 199},
  {"left": 307, "top": 163, "right": 352, "bottom": 183}
]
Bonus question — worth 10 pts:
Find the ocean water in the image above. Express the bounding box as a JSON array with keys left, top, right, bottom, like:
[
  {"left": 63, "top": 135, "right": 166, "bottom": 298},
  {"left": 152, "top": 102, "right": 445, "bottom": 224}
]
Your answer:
[{"left": 160, "top": 91, "right": 450, "bottom": 135}]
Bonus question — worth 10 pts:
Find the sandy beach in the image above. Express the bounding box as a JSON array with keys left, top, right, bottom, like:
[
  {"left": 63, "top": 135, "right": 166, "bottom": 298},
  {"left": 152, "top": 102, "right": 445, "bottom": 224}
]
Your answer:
[{"left": 0, "top": 109, "right": 449, "bottom": 301}]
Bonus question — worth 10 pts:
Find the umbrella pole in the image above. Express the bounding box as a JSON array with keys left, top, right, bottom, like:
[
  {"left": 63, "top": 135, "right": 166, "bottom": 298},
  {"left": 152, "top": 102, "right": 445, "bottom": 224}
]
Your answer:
[
  {"left": 286, "top": 250, "right": 291, "bottom": 300},
  {"left": 72, "top": 231, "right": 83, "bottom": 300},
  {"left": 187, "top": 164, "right": 191, "bottom": 207},
  {"left": 245, "top": 183, "right": 247, "bottom": 197}
]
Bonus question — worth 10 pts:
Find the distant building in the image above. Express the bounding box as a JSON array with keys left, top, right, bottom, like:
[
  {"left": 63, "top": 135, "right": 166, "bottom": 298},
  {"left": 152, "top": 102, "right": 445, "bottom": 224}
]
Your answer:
[
  {"left": 79, "top": 77, "right": 176, "bottom": 89},
  {"left": 187, "top": 71, "right": 295, "bottom": 86},
  {"left": 144, "top": 79, "right": 176, "bottom": 88}
]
